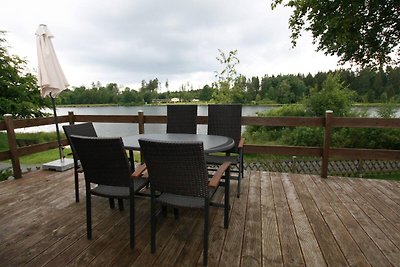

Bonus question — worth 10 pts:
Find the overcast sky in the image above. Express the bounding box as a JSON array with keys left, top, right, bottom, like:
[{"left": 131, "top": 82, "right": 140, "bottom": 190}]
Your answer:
[{"left": 2, "top": 0, "right": 340, "bottom": 91}]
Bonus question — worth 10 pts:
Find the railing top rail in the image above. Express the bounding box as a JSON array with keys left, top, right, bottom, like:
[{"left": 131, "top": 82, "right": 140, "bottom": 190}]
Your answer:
[{"left": 3, "top": 113, "right": 400, "bottom": 131}]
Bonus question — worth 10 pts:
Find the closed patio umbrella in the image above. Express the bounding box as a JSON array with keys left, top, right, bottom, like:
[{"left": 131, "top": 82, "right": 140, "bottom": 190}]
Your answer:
[{"left": 36, "top": 24, "right": 73, "bottom": 171}]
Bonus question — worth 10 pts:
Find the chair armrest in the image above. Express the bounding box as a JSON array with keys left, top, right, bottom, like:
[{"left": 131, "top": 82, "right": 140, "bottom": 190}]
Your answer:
[
  {"left": 131, "top": 164, "right": 147, "bottom": 179},
  {"left": 208, "top": 161, "right": 231, "bottom": 188},
  {"left": 238, "top": 137, "right": 244, "bottom": 149}
]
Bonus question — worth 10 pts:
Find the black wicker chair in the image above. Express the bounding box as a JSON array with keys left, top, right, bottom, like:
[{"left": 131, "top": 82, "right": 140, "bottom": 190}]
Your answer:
[
  {"left": 166, "top": 105, "right": 197, "bottom": 134},
  {"left": 70, "top": 135, "right": 148, "bottom": 249},
  {"left": 206, "top": 104, "right": 244, "bottom": 197},
  {"left": 138, "top": 139, "right": 231, "bottom": 266},
  {"left": 62, "top": 122, "right": 97, "bottom": 202}
]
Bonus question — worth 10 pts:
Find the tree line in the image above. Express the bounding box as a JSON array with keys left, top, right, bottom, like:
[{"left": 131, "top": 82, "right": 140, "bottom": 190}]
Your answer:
[{"left": 58, "top": 67, "right": 400, "bottom": 106}]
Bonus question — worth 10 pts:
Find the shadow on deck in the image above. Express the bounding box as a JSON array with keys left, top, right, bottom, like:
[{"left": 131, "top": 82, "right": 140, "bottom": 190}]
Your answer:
[{"left": 0, "top": 169, "right": 399, "bottom": 266}]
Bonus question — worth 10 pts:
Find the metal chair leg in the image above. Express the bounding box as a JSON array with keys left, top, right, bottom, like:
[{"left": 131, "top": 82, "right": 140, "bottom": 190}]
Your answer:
[
  {"left": 151, "top": 191, "right": 156, "bottom": 253},
  {"left": 173, "top": 208, "right": 179, "bottom": 219},
  {"left": 74, "top": 162, "right": 79, "bottom": 202},
  {"left": 224, "top": 170, "right": 230, "bottom": 229},
  {"left": 86, "top": 191, "right": 92, "bottom": 240},
  {"left": 129, "top": 187, "right": 135, "bottom": 248},
  {"left": 109, "top": 198, "right": 115, "bottom": 209},
  {"left": 203, "top": 199, "right": 209, "bottom": 266},
  {"left": 118, "top": 199, "right": 124, "bottom": 211}
]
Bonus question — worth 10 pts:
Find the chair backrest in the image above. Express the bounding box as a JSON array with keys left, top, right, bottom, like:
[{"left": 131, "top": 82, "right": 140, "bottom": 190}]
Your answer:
[
  {"left": 167, "top": 105, "right": 197, "bottom": 134},
  {"left": 139, "top": 139, "right": 208, "bottom": 197},
  {"left": 63, "top": 122, "right": 98, "bottom": 156},
  {"left": 70, "top": 135, "right": 131, "bottom": 187},
  {"left": 207, "top": 104, "right": 242, "bottom": 153}
]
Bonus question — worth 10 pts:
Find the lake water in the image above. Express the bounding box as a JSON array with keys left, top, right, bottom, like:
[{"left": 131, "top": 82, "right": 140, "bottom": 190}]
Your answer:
[
  {"left": 16, "top": 105, "right": 399, "bottom": 137},
  {"left": 16, "top": 105, "right": 272, "bottom": 136}
]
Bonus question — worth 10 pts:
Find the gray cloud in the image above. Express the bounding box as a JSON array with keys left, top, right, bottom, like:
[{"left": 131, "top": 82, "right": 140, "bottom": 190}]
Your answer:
[{"left": 1, "top": 0, "right": 339, "bottom": 90}]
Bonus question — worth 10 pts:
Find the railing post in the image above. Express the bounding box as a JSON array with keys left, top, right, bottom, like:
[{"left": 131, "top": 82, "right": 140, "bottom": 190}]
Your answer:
[
  {"left": 291, "top": 156, "right": 297, "bottom": 173},
  {"left": 68, "top": 111, "right": 75, "bottom": 125},
  {"left": 138, "top": 110, "right": 145, "bottom": 134},
  {"left": 4, "top": 114, "right": 22, "bottom": 178},
  {"left": 321, "top": 110, "right": 333, "bottom": 178}
]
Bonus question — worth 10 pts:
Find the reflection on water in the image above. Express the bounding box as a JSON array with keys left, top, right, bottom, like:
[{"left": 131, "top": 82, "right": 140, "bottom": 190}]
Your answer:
[{"left": 16, "top": 105, "right": 272, "bottom": 136}]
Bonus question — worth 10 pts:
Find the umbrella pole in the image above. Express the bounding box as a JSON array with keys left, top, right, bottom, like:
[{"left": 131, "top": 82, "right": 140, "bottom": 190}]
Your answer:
[{"left": 51, "top": 95, "right": 64, "bottom": 161}]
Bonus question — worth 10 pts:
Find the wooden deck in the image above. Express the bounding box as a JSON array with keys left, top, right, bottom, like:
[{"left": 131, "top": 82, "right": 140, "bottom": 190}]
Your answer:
[{"left": 0, "top": 169, "right": 399, "bottom": 267}]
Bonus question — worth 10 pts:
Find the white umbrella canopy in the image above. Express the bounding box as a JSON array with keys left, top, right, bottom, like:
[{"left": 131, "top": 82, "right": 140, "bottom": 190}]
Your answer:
[
  {"left": 36, "top": 24, "right": 69, "bottom": 97},
  {"left": 36, "top": 24, "right": 69, "bottom": 163}
]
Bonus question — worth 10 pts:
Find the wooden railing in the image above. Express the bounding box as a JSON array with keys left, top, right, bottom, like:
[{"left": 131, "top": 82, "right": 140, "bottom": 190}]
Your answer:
[{"left": 1, "top": 110, "right": 399, "bottom": 179}]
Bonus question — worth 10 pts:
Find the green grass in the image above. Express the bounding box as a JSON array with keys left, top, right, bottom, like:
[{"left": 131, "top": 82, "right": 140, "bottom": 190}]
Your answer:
[
  {"left": 18, "top": 147, "right": 142, "bottom": 165},
  {"left": 0, "top": 132, "right": 64, "bottom": 152},
  {"left": 1, "top": 131, "right": 70, "bottom": 165},
  {"left": 363, "top": 173, "right": 400, "bottom": 181},
  {"left": 0, "top": 132, "right": 9, "bottom": 151},
  {"left": 19, "top": 148, "right": 72, "bottom": 164}
]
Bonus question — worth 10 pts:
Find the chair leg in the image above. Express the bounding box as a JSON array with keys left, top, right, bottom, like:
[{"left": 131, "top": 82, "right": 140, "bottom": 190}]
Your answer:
[
  {"left": 86, "top": 191, "right": 92, "bottom": 240},
  {"left": 150, "top": 191, "right": 156, "bottom": 253},
  {"left": 224, "top": 169, "right": 230, "bottom": 229},
  {"left": 74, "top": 167, "right": 79, "bottom": 202},
  {"left": 109, "top": 198, "right": 115, "bottom": 209},
  {"left": 129, "top": 188, "right": 135, "bottom": 248},
  {"left": 203, "top": 199, "right": 209, "bottom": 266},
  {"left": 118, "top": 199, "right": 124, "bottom": 211},
  {"left": 173, "top": 208, "right": 179, "bottom": 219},
  {"left": 162, "top": 205, "right": 168, "bottom": 217},
  {"left": 241, "top": 153, "right": 244, "bottom": 178},
  {"left": 237, "top": 163, "right": 241, "bottom": 198}
]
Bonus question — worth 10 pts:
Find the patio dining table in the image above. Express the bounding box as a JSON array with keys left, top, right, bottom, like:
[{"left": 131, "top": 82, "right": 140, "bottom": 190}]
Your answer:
[{"left": 122, "top": 133, "right": 235, "bottom": 169}]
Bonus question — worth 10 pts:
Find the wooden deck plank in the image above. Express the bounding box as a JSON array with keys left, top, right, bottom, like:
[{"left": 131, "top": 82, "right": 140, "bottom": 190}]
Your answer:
[
  {"left": 260, "top": 171, "right": 283, "bottom": 267},
  {"left": 131, "top": 209, "right": 196, "bottom": 266},
  {"left": 0, "top": 171, "right": 77, "bottom": 233},
  {"left": 350, "top": 178, "right": 400, "bottom": 222},
  {"left": 281, "top": 173, "right": 327, "bottom": 266},
  {"left": 241, "top": 170, "right": 262, "bottom": 266},
  {"left": 85, "top": 196, "right": 151, "bottom": 266},
  {"left": 152, "top": 210, "right": 201, "bottom": 267},
  {"left": 346, "top": 178, "right": 400, "bottom": 235},
  {"left": 306, "top": 174, "right": 370, "bottom": 266},
  {"left": 218, "top": 171, "right": 251, "bottom": 267},
  {"left": 290, "top": 174, "right": 348, "bottom": 266},
  {"left": 42, "top": 203, "right": 130, "bottom": 267},
  {"left": 110, "top": 213, "right": 176, "bottom": 266},
  {"left": 0, "top": 174, "right": 88, "bottom": 262},
  {"left": 366, "top": 179, "right": 400, "bottom": 205},
  {"left": 336, "top": 178, "right": 400, "bottom": 265},
  {"left": 324, "top": 177, "right": 394, "bottom": 266},
  {"left": 185, "top": 188, "right": 225, "bottom": 266},
  {"left": 0, "top": 169, "right": 399, "bottom": 267},
  {"left": 271, "top": 172, "right": 304, "bottom": 266}
]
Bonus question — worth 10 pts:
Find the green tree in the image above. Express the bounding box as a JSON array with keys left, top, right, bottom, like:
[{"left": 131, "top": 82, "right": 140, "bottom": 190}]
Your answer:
[
  {"left": 271, "top": 0, "right": 400, "bottom": 68},
  {"left": 246, "top": 76, "right": 260, "bottom": 102},
  {"left": 376, "top": 101, "right": 397, "bottom": 118},
  {"left": 0, "top": 32, "right": 48, "bottom": 119},
  {"left": 198, "top": 85, "right": 214, "bottom": 101},
  {"left": 213, "top": 49, "right": 240, "bottom": 103},
  {"left": 305, "top": 74, "right": 355, "bottom": 116}
]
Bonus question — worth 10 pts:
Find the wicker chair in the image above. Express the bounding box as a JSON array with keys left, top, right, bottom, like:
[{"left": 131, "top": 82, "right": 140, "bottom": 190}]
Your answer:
[
  {"left": 62, "top": 122, "right": 97, "bottom": 202},
  {"left": 138, "top": 139, "right": 231, "bottom": 266},
  {"left": 206, "top": 104, "right": 244, "bottom": 197},
  {"left": 70, "top": 135, "right": 148, "bottom": 249},
  {"left": 167, "top": 105, "right": 197, "bottom": 134}
]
